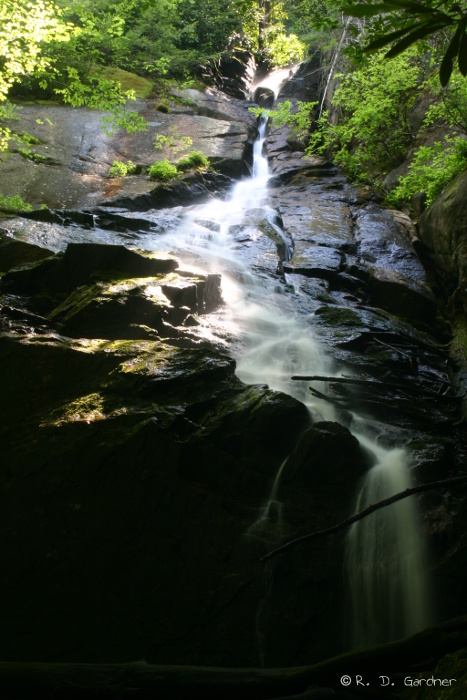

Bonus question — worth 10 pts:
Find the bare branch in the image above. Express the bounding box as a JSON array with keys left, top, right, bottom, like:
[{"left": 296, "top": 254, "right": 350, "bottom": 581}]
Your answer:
[{"left": 261, "top": 474, "right": 467, "bottom": 562}]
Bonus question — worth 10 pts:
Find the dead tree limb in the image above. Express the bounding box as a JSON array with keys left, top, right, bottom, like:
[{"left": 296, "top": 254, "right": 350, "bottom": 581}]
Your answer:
[
  {"left": 291, "top": 374, "right": 463, "bottom": 401},
  {"left": 261, "top": 474, "right": 467, "bottom": 562},
  {"left": 1, "top": 617, "right": 467, "bottom": 698}
]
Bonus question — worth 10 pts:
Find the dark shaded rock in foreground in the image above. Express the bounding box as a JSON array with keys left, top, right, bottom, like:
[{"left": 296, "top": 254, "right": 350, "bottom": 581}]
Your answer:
[{"left": 0, "top": 237, "right": 369, "bottom": 668}]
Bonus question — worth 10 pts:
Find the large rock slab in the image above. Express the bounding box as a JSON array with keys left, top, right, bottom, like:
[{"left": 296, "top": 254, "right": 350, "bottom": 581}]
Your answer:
[
  {"left": 0, "top": 232, "right": 316, "bottom": 666},
  {"left": 0, "top": 89, "right": 256, "bottom": 209},
  {"left": 0, "top": 229, "right": 54, "bottom": 271},
  {"left": 0, "top": 329, "right": 311, "bottom": 665}
]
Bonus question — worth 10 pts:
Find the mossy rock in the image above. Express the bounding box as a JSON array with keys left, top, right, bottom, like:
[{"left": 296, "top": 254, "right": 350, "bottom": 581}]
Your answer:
[
  {"left": 90, "top": 66, "right": 154, "bottom": 98},
  {"left": 400, "top": 648, "right": 467, "bottom": 699}
]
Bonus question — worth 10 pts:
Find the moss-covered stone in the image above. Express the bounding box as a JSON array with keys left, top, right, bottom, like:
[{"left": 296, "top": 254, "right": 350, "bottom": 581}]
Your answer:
[
  {"left": 400, "top": 648, "right": 467, "bottom": 699},
  {"left": 90, "top": 66, "right": 154, "bottom": 99}
]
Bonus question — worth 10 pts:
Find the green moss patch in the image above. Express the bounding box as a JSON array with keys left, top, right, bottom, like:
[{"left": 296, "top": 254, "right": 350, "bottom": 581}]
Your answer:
[{"left": 91, "top": 66, "right": 154, "bottom": 99}]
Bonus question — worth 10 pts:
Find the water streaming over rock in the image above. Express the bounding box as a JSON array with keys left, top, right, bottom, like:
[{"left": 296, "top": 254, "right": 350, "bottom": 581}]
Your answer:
[
  {"left": 154, "top": 74, "right": 431, "bottom": 652},
  {"left": 346, "top": 434, "right": 431, "bottom": 648}
]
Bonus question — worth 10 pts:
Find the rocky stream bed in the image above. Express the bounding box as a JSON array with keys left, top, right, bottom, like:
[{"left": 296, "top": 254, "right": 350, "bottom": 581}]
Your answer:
[{"left": 1, "top": 64, "right": 467, "bottom": 698}]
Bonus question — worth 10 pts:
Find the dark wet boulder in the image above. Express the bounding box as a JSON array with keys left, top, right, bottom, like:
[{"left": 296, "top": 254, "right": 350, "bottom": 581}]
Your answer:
[
  {"left": 277, "top": 54, "right": 323, "bottom": 104},
  {"left": 106, "top": 170, "right": 235, "bottom": 210},
  {"left": 366, "top": 265, "right": 436, "bottom": 327},
  {"left": 202, "top": 49, "right": 256, "bottom": 100},
  {"left": 1, "top": 243, "right": 179, "bottom": 304},
  {"left": 0, "top": 230, "right": 54, "bottom": 272},
  {"left": 253, "top": 86, "right": 275, "bottom": 109},
  {"left": 284, "top": 245, "right": 343, "bottom": 282},
  {"left": 48, "top": 271, "right": 222, "bottom": 341},
  {"left": 0, "top": 326, "right": 311, "bottom": 667},
  {"left": 278, "top": 421, "right": 371, "bottom": 501}
]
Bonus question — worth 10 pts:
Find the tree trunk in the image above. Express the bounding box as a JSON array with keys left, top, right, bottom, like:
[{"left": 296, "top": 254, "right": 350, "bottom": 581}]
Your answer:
[{"left": 258, "top": 0, "right": 271, "bottom": 53}]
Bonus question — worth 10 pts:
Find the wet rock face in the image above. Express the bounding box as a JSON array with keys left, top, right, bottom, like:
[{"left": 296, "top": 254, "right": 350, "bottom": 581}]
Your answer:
[
  {"left": 1, "top": 242, "right": 224, "bottom": 341},
  {"left": 419, "top": 169, "right": 467, "bottom": 292},
  {"left": 0, "top": 87, "right": 256, "bottom": 209},
  {"left": 0, "top": 237, "right": 313, "bottom": 665},
  {"left": 0, "top": 229, "right": 54, "bottom": 271},
  {"left": 268, "top": 170, "right": 436, "bottom": 330},
  {"left": 277, "top": 54, "right": 322, "bottom": 104},
  {"left": 0, "top": 62, "right": 466, "bottom": 672},
  {"left": 201, "top": 48, "right": 257, "bottom": 99}
]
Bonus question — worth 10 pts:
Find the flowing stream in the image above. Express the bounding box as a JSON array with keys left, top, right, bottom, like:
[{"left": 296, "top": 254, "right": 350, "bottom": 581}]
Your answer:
[{"left": 156, "top": 78, "right": 431, "bottom": 651}]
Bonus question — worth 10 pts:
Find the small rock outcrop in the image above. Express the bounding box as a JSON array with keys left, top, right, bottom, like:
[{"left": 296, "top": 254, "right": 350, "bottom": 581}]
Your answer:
[{"left": 418, "top": 169, "right": 467, "bottom": 294}]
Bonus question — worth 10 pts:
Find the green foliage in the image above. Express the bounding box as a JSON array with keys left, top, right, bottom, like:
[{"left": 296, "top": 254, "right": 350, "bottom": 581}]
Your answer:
[
  {"left": 107, "top": 160, "right": 138, "bottom": 177},
  {"left": 18, "top": 132, "right": 43, "bottom": 146},
  {"left": 388, "top": 136, "right": 467, "bottom": 207},
  {"left": 154, "top": 128, "right": 193, "bottom": 154},
  {"left": 0, "top": 0, "right": 71, "bottom": 102},
  {"left": 148, "top": 159, "right": 178, "bottom": 181},
  {"left": 307, "top": 49, "right": 422, "bottom": 181},
  {"left": 18, "top": 148, "right": 49, "bottom": 164},
  {"left": 343, "top": 0, "right": 467, "bottom": 86},
  {"left": 148, "top": 147, "right": 210, "bottom": 180},
  {"left": 0, "top": 193, "right": 33, "bottom": 212},
  {"left": 250, "top": 100, "right": 317, "bottom": 140},
  {"left": 385, "top": 64, "right": 467, "bottom": 207},
  {"left": 240, "top": 0, "right": 307, "bottom": 66},
  {"left": 177, "top": 150, "right": 210, "bottom": 171},
  {"left": 266, "top": 31, "right": 306, "bottom": 66},
  {"left": 422, "top": 69, "right": 467, "bottom": 136}
]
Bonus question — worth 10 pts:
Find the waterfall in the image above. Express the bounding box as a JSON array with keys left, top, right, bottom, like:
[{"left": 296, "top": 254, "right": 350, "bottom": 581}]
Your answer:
[
  {"left": 157, "top": 70, "right": 431, "bottom": 651},
  {"left": 346, "top": 434, "right": 431, "bottom": 648}
]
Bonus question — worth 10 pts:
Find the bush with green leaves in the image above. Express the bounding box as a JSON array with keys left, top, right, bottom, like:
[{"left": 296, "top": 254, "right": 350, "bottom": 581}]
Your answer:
[
  {"left": 388, "top": 136, "right": 467, "bottom": 208},
  {"left": 386, "top": 65, "right": 467, "bottom": 208},
  {"left": 308, "top": 49, "right": 422, "bottom": 181},
  {"left": 0, "top": 193, "right": 32, "bottom": 212},
  {"left": 147, "top": 159, "right": 178, "bottom": 181},
  {"left": 177, "top": 150, "right": 210, "bottom": 171},
  {"left": 107, "top": 160, "right": 138, "bottom": 177}
]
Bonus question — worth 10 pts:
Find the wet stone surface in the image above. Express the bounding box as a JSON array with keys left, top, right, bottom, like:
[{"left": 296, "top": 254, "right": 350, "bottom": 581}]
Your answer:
[{"left": 0, "top": 100, "right": 466, "bottom": 671}]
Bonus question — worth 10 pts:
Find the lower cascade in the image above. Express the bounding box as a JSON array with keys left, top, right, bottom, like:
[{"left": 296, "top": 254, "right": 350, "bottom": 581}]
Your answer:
[{"left": 346, "top": 437, "right": 431, "bottom": 648}]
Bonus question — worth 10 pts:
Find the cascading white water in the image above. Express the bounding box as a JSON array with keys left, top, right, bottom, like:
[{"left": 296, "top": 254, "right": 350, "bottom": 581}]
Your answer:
[
  {"left": 157, "top": 73, "right": 431, "bottom": 649},
  {"left": 346, "top": 435, "right": 431, "bottom": 648}
]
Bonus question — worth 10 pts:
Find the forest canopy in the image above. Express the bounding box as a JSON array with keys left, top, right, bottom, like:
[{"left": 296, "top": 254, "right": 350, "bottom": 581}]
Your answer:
[
  {"left": 1, "top": 0, "right": 467, "bottom": 210},
  {"left": 1, "top": 0, "right": 466, "bottom": 108}
]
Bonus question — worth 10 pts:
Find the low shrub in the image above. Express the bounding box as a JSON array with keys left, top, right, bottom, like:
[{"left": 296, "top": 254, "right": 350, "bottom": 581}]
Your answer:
[
  {"left": 388, "top": 136, "right": 467, "bottom": 208},
  {"left": 0, "top": 193, "right": 33, "bottom": 212},
  {"left": 108, "top": 160, "right": 139, "bottom": 177},
  {"left": 177, "top": 150, "right": 210, "bottom": 171},
  {"left": 148, "top": 158, "right": 178, "bottom": 181}
]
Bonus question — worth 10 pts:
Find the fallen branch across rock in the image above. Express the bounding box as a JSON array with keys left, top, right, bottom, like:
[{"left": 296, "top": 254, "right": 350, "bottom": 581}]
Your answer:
[
  {"left": 261, "top": 474, "right": 467, "bottom": 563},
  {"left": 292, "top": 374, "right": 462, "bottom": 400},
  {"left": 1, "top": 616, "right": 467, "bottom": 698}
]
